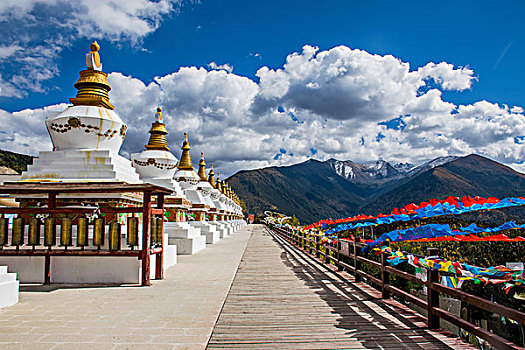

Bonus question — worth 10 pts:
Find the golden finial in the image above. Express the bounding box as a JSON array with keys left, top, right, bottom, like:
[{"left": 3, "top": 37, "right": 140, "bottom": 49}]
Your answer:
[
  {"left": 177, "top": 132, "right": 193, "bottom": 170},
  {"left": 86, "top": 41, "right": 102, "bottom": 71},
  {"left": 197, "top": 152, "right": 207, "bottom": 181},
  {"left": 70, "top": 41, "right": 114, "bottom": 109},
  {"left": 208, "top": 163, "right": 216, "bottom": 188},
  {"left": 90, "top": 41, "right": 100, "bottom": 52},
  {"left": 155, "top": 106, "right": 163, "bottom": 122},
  {"left": 216, "top": 172, "right": 223, "bottom": 192},
  {"left": 145, "top": 107, "right": 169, "bottom": 151}
]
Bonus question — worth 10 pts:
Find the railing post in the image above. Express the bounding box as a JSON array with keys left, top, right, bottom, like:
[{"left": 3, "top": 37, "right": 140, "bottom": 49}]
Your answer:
[
  {"left": 315, "top": 235, "right": 320, "bottom": 258},
  {"left": 353, "top": 236, "right": 361, "bottom": 282},
  {"left": 155, "top": 193, "right": 164, "bottom": 280},
  {"left": 337, "top": 239, "right": 343, "bottom": 271},
  {"left": 381, "top": 252, "right": 390, "bottom": 298},
  {"left": 426, "top": 247, "right": 440, "bottom": 329}
]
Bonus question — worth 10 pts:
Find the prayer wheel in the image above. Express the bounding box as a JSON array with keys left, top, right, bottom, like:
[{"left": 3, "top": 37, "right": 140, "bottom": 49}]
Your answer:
[
  {"left": 60, "top": 218, "right": 72, "bottom": 247},
  {"left": 28, "top": 217, "right": 41, "bottom": 246},
  {"left": 109, "top": 221, "right": 121, "bottom": 251},
  {"left": 151, "top": 217, "right": 159, "bottom": 246},
  {"left": 0, "top": 215, "right": 8, "bottom": 246},
  {"left": 44, "top": 217, "right": 56, "bottom": 246},
  {"left": 93, "top": 217, "right": 105, "bottom": 247},
  {"left": 155, "top": 217, "right": 163, "bottom": 245},
  {"left": 11, "top": 217, "right": 24, "bottom": 246},
  {"left": 127, "top": 216, "right": 138, "bottom": 247},
  {"left": 76, "top": 217, "right": 89, "bottom": 247}
]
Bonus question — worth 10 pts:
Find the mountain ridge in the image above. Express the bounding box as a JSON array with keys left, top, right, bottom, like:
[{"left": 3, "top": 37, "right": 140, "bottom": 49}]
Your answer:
[{"left": 227, "top": 154, "right": 525, "bottom": 223}]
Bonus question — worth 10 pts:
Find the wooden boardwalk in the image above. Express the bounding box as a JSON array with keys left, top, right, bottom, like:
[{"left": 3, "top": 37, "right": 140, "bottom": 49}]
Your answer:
[{"left": 207, "top": 225, "right": 475, "bottom": 349}]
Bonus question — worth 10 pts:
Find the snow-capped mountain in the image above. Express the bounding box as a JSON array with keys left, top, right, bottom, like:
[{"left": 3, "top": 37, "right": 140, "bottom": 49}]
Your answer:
[{"left": 327, "top": 156, "right": 459, "bottom": 186}]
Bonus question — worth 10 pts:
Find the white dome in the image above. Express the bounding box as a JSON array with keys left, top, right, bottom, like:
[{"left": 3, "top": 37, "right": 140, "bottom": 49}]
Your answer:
[
  {"left": 46, "top": 105, "right": 126, "bottom": 153},
  {"left": 173, "top": 169, "right": 200, "bottom": 190},
  {"left": 131, "top": 149, "right": 178, "bottom": 179}
]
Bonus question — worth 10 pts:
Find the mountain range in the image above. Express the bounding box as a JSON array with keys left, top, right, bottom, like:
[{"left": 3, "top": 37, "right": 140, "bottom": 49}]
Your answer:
[{"left": 227, "top": 154, "right": 525, "bottom": 224}]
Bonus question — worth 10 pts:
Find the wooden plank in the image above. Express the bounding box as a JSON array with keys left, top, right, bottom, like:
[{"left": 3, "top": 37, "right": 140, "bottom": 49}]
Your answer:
[{"left": 208, "top": 226, "right": 476, "bottom": 350}]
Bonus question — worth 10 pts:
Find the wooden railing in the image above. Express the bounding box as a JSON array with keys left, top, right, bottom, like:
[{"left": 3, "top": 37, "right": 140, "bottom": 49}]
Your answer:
[
  {"left": 0, "top": 182, "right": 173, "bottom": 286},
  {"left": 271, "top": 225, "right": 525, "bottom": 350}
]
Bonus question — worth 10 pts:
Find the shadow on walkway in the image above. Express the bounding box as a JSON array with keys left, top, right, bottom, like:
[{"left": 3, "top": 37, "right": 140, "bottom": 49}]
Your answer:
[{"left": 271, "top": 230, "right": 468, "bottom": 349}]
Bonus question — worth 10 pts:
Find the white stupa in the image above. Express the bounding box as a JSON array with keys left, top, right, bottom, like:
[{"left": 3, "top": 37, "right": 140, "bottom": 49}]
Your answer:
[
  {"left": 206, "top": 166, "right": 228, "bottom": 237},
  {"left": 189, "top": 154, "right": 220, "bottom": 243},
  {"left": 213, "top": 174, "right": 233, "bottom": 236},
  {"left": 164, "top": 133, "right": 206, "bottom": 255},
  {"left": 22, "top": 41, "right": 140, "bottom": 185},
  {"left": 130, "top": 107, "right": 184, "bottom": 196}
]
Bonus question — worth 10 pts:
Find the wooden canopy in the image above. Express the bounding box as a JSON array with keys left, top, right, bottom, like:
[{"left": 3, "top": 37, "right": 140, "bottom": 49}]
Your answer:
[{"left": 0, "top": 182, "right": 174, "bottom": 195}]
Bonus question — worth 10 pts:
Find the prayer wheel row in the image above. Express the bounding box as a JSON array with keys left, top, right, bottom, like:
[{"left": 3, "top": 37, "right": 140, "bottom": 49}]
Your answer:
[{"left": 0, "top": 215, "right": 164, "bottom": 250}]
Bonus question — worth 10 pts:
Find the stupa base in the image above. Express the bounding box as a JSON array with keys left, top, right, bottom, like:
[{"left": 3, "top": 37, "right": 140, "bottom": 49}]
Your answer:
[
  {"left": 21, "top": 150, "right": 141, "bottom": 183},
  {"left": 0, "top": 266, "right": 18, "bottom": 308},
  {"left": 190, "top": 221, "right": 220, "bottom": 244},
  {"left": 165, "top": 222, "right": 206, "bottom": 255},
  {"left": 211, "top": 222, "right": 228, "bottom": 238}
]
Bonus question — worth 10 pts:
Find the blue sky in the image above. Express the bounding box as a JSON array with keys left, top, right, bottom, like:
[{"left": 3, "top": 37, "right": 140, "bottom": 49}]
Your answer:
[{"left": 0, "top": 0, "right": 524, "bottom": 176}]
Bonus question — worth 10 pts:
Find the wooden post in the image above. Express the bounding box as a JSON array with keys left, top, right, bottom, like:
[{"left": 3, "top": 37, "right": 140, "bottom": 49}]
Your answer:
[
  {"left": 44, "top": 255, "right": 51, "bottom": 285},
  {"left": 337, "top": 239, "right": 343, "bottom": 271},
  {"left": 315, "top": 235, "right": 320, "bottom": 258},
  {"left": 353, "top": 236, "right": 361, "bottom": 282},
  {"left": 381, "top": 252, "right": 390, "bottom": 298},
  {"left": 426, "top": 247, "right": 440, "bottom": 329},
  {"left": 155, "top": 194, "right": 164, "bottom": 280},
  {"left": 45, "top": 192, "right": 56, "bottom": 285},
  {"left": 48, "top": 192, "right": 56, "bottom": 209},
  {"left": 141, "top": 191, "right": 152, "bottom": 286}
]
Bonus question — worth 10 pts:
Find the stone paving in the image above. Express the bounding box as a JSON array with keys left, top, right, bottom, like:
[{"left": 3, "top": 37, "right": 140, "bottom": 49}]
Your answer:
[{"left": 0, "top": 225, "right": 254, "bottom": 350}]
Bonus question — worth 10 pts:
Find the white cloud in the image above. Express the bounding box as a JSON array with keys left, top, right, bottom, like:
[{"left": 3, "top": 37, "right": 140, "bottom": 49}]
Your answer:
[
  {"left": 416, "top": 62, "right": 476, "bottom": 91},
  {"left": 0, "top": 45, "right": 22, "bottom": 58},
  {"left": 0, "top": 0, "right": 181, "bottom": 97},
  {"left": 254, "top": 46, "right": 475, "bottom": 123},
  {"left": 2, "top": 45, "right": 524, "bottom": 177},
  {"left": 207, "top": 62, "right": 233, "bottom": 73}
]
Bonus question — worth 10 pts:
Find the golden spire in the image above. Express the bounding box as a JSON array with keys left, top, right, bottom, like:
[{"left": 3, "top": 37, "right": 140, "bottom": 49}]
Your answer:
[
  {"left": 198, "top": 152, "right": 207, "bottom": 181},
  {"left": 145, "top": 107, "right": 170, "bottom": 151},
  {"left": 177, "top": 132, "right": 194, "bottom": 170},
  {"left": 216, "top": 172, "right": 223, "bottom": 192},
  {"left": 69, "top": 41, "right": 114, "bottom": 110},
  {"left": 208, "top": 163, "right": 216, "bottom": 188}
]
